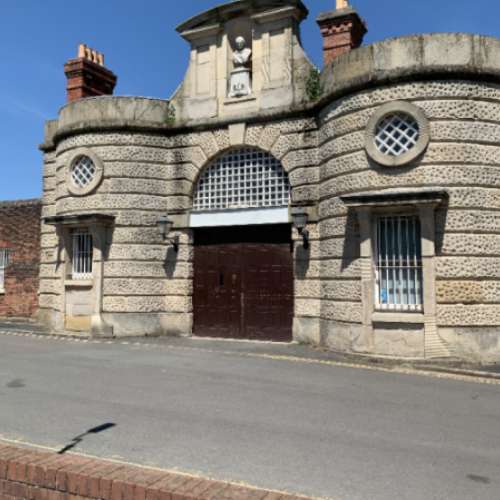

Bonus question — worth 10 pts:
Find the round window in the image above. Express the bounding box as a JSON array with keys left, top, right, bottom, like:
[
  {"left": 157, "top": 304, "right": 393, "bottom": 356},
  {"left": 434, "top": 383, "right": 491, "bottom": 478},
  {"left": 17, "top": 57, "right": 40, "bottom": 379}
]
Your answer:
[
  {"left": 375, "top": 113, "right": 420, "bottom": 157},
  {"left": 66, "top": 149, "right": 104, "bottom": 196},
  {"left": 71, "top": 156, "right": 96, "bottom": 189},
  {"left": 366, "top": 102, "right": 430, "bottom": 167}
]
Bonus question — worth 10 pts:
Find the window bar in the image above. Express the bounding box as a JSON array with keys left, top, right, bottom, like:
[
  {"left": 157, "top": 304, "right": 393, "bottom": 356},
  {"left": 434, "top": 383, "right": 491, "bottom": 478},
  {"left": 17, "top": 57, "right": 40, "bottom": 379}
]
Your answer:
[
  {"left": 415, "top": 219, "right": 422, "bottom": 308},
  {"left": 397, "top": 216, "right": 402, "bottom": 308},
  {"left": 376, "top": 217, "right": 381, "bottom": 307},
  {"left": 403, "top": 217, "right": 408, "bottom": 307},
  {"left": 383, "top": 217, "right": 388, "bottom": 309},
  {"left": 388, "top": 218, "right": 396, "bottom": 309}
]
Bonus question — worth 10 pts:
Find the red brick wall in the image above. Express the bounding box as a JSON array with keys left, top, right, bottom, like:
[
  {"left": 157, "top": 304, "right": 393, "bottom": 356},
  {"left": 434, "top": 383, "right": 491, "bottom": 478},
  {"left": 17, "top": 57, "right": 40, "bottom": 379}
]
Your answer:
[
  {"left": 0, "top": 442, "right": 309, "bottom": 500},
  {"left": 0, "top": 199, "right": 41, "bottom": 318}
]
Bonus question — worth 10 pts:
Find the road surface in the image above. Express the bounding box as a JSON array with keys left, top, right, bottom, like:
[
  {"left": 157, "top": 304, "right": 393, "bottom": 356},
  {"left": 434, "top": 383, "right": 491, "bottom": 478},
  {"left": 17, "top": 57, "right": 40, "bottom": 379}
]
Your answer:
[{"left": 1, "top": 332, "right": 499, "bottom": 499}]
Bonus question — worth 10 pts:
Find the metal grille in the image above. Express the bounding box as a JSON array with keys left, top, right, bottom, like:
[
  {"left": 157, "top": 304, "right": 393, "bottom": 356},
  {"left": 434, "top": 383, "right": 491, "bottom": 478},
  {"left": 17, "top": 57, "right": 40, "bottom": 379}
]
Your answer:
[
  {"left": 72, "top": 230, "right": 93, "bottom": 280},
  {"left": 71, "top": 156, "right": 96, "bottom": 189},
  {"left": 375, "top": 113, "right": 419, "bottom": 156},
  {"left": 0, "top": 249, "right": 10, "bottom": 292},
  {"left": 193, "top": 148, "right": 290, "bottom": 211},
  {"left": 375, "top": 215, "right": 423, "bottom": 311}
]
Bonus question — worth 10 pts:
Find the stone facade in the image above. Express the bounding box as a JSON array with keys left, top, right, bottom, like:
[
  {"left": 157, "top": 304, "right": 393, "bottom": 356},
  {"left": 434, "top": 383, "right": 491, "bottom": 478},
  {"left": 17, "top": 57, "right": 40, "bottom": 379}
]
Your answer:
[
  {"left": 0, "top": 199, "right": 41, "bottom": 318},
  {"left": 36, "top": 0, "right": 500, "bottom": 362}
]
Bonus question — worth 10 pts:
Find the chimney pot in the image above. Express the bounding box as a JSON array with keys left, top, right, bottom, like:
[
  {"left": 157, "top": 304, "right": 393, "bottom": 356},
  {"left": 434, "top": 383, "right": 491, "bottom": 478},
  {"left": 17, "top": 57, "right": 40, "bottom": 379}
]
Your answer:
[{"left": 64, "top": 44, "right": 117, "bottom": 103}]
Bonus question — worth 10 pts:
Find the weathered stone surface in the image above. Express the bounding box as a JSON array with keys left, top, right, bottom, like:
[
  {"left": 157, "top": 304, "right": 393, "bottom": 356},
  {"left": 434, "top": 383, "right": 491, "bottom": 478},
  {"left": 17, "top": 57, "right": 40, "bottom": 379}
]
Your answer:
[
  {"left": 58, "top": 145, "right": 207, "bottom": 168},
  {"left": 373, "top": 327, "right": 424, "bottom": 358},
  {"left": 103, "top": 295, "right": 192, "bottom": 313},
  {"left": 320, "top": 237, "right": 359, "bottom": 259},
  {"left": 438, "top": 305, "right": 500, "bottom": 326},
  {"left": 104, "top": 261, "right": 192, "bottom": 279},
  {"left": 437, "top": 281, "right": 500, "bottom": 304},
  {"left": 437, "top": 209, "right": 500, "bottom": 234},
  {"left": 440, "top": 233, "right": 500, "bottom": 256},
  {"left": 271, "top": 131, "right": 318, "bottom": 161},
  {"left": 55, "top": 194, "right": 190, "bottom": 213},
  {"left": 321, "top": 280, "right": 362, "bottom": 301},
  {"left": 39, "top": 279, "right": 59, "bottom": 295},
  {"left": 288, "top": 167, "right": 320, "bottom": 187},
  {"left": 108, "top": 243, "right": 192, "bottom": 261},
  {"left": 321, "top": 300, "right": 363, "bottom": 323},
  {"left": 103, "top": 278, "right": 192, "bottom": 296},
  {"left": 295, "top": 298, "right": 321, "bottom": 317},
  {"left": 320, "top": 165, "right": 500, "bottom": 200},
  {"left": 436, "top": 257, "right": 500, "bottom": 279},
  {"left": 104, "top": 163, "right": 199, "bottom": 181},
  {"left": 318, "top": 216, "right": 357, "bottom": 238},
  {"left": 294, "top": 280, "right": 321, "bottom": 298}
]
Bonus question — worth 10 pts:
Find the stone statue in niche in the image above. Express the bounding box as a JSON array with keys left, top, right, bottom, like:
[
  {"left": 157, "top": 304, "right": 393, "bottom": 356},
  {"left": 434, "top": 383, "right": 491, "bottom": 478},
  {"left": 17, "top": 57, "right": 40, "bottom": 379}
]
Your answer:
[{"left": 228, "top": 36, "right": 252, "bottom": 98}]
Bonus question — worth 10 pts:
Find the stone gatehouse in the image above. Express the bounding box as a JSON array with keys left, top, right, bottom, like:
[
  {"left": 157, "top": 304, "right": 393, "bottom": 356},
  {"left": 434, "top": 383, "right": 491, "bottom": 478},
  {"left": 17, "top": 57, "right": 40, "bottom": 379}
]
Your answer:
[{"left": 36, "top": 0, "right": 500, "bottom": 361}]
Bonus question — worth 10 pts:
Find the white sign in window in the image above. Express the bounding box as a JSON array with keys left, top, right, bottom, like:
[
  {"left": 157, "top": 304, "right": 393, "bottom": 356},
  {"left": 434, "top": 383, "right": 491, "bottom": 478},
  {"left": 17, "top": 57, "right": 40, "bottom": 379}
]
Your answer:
[
  {"left": 72, "top": 230, "right": 93, "bottom": 280},
  {"left": 374, "top": 215, "right": 423, "bottom": 311},
  {"left": 0, "top": 249, "right": 10, "bottom": 292}
]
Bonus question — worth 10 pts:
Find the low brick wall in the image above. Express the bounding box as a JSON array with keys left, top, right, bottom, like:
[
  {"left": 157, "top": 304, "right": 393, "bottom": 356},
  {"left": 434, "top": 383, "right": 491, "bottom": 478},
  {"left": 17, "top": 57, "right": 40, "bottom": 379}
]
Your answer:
[
  {"left": 0, "top": 442, "right": 311, "bottom": 500},
  {"left": 0, "top": 199, "right": 41, "bottom": 318}
]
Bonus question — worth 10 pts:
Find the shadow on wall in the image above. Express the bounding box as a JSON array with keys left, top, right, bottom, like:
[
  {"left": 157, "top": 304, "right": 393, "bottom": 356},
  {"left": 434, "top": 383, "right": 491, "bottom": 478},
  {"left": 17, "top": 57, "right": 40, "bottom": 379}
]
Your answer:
[
  {"left": 58, "top": 422, "right": 116, "bottom": 454},
  {"left": 294, "top": 243, "right": 310, "bottom": 279},
  {"left": 434, "top": 205, "right": 448, "bottom": 256},
  {"left": 163, "top": 244, "right": 178, "bottom": 279},
  {"left": 341, "top": 210, "right": 360, "bottom": 271}
]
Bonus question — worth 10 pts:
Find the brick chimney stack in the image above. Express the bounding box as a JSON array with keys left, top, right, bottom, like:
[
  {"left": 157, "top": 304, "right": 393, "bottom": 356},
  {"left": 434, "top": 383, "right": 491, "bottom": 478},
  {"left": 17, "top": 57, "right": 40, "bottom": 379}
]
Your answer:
[
  {"left": 64, "top": 44, "right": 117, "bottom": 103},
  {"left": 317, "top": 0, "right": 367, "bottom": 66}
]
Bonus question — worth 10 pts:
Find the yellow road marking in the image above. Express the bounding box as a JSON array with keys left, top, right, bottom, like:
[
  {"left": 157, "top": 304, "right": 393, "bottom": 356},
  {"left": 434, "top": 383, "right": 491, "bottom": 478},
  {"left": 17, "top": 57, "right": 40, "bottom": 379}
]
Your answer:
[{"left": 1, "top": 330, "right": 499, "bottom": 386}]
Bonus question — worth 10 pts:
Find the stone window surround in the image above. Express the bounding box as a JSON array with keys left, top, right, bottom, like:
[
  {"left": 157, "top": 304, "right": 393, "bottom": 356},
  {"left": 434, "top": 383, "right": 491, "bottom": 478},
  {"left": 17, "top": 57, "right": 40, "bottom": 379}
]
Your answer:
[
  {"left": 43, "top": 214, "right": 115, "bottom": 337},
  {"left": 66, "top": 148, "right": 104, "bottom": 197},
  {"left": 365, "top": 101, "right": 430, "bottom": 168},
  {"left": 341, "top": 189, "right": 449, "bottom": 358}
]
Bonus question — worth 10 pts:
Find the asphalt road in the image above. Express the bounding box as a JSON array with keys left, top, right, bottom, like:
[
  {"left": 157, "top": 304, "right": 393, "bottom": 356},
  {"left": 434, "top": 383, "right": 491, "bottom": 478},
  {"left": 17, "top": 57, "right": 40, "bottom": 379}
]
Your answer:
[{"left": 1, "top": 333, "right": 500, "bottom": 500}]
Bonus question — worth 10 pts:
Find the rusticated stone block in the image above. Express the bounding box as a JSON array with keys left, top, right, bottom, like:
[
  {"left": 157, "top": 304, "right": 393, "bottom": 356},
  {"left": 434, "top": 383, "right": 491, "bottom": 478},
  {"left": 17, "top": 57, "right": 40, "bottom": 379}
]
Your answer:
[{"left": 437, "top": 281, "right": 500, "bottom": 304}]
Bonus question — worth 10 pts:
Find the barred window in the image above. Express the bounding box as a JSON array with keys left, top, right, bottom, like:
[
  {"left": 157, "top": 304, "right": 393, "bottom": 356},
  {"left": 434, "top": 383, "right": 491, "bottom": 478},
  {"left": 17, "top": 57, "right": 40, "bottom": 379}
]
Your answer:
[
  {"left": 71, "top": 156, "right": 96, "bottom": 189},
  {"left": 374, "top": 215, "right": 423, "bottom": 311},
  {"left": 375, "top": 113, "right": 419, "bottom": 157},
  {"left": 0, "top": 249, "right": 11, "bottom": 292},
  {"left": 193, "top": 148, "right": 290, "bottom": 211},
  {"left": 72, "top": 230, "right": 93, "bottom": 280}
]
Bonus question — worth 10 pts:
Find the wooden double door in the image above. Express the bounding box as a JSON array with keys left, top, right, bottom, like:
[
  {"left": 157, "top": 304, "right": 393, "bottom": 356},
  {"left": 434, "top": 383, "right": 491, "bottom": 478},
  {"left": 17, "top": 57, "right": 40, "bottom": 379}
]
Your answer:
[{"left": 193, "top": 224, "right": 294, "bottom": 342}]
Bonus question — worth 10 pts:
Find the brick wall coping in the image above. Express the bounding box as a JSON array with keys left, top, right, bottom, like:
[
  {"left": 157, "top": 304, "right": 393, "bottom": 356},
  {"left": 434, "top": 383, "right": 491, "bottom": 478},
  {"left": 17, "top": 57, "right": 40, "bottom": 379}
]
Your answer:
[
  {"left": 0, "top": 199, "right": 42, "bottom": 209},
  {"left": 0, "top": 441, "right": 315, "bottom": 500}
]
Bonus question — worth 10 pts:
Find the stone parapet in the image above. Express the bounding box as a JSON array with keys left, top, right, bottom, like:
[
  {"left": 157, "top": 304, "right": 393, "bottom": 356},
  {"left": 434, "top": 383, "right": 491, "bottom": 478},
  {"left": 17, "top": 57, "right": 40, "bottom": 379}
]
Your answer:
[{"left": 320, "top": 34, "right": 500, "bottom": 104}]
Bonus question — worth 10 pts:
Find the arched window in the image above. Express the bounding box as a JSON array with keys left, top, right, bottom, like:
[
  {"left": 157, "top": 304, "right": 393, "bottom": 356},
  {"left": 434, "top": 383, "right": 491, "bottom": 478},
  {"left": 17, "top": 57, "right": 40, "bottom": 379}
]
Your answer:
[{"left": 193, "top": 148, "right": 290, "bottom": 212}]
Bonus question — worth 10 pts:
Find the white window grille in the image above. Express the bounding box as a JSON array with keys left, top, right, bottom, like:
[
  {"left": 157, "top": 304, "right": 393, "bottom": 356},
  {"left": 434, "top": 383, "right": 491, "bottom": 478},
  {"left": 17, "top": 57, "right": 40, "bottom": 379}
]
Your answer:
[
  {"left": 72, "top": 230, "right": 93, "bottom": 280},
  {"left": 374, "top": 215, "right": 423, "bottom": 311},
  {"left": 193, "top": 148, "right": 290, "bottom": 211},
  {"left": 375, "top": 113, "right": 420, "bottom": 157},
  {"left": 0, "top": 249, "right": 11, "bottom": 292},
  {"left": 71, "top": 156, "right": 96, "bottom": 189}
]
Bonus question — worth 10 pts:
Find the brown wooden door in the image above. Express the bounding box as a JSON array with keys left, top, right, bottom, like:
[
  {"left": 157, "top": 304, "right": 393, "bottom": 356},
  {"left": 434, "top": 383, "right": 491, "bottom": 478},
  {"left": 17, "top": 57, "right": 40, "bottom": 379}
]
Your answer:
[{"left": 193, "top": 225, "right": 293, "bottom": 342}]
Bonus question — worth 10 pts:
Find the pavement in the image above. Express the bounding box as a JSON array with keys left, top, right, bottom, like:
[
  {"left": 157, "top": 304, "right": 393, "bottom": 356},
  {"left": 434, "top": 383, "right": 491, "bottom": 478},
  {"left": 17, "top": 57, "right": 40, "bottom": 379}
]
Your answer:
[{"left": 1, "top": 323, "right": 500, "bottom": 499}]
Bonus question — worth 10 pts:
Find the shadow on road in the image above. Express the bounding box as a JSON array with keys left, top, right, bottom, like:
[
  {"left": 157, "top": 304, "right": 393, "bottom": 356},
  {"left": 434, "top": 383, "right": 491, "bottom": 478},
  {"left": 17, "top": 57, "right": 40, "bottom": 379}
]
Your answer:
[{"left": 58, "top": 422, "right": 116, "bottom": 454}]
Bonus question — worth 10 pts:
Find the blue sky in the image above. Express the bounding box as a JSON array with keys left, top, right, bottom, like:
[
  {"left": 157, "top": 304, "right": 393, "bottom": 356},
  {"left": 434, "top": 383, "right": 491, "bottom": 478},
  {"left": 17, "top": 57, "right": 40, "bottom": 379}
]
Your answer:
[{"left": 0, "top": 0, "right": 498, "bottom": 201}]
